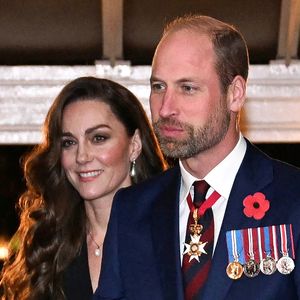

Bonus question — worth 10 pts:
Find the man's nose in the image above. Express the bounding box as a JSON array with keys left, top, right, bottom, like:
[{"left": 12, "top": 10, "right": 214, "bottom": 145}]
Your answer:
[{"left": 158, "top": 90, "right": 178, "bottom": 118}]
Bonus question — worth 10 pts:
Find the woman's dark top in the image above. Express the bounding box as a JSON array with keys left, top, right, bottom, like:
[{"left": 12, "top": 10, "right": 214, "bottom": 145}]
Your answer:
[{"left": 63, "top": 240, "right": 93, "bottom": 299}]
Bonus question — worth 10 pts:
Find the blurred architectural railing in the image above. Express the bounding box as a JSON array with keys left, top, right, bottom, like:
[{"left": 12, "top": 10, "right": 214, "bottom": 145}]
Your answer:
[{"left": 0, "top": 61, "right": 300, "bottom": 144}]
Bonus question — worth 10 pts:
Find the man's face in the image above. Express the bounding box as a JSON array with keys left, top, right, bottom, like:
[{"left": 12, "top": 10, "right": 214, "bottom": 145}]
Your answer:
[{"left": 150, "top": 30, "right": 230, "bottom": 159}]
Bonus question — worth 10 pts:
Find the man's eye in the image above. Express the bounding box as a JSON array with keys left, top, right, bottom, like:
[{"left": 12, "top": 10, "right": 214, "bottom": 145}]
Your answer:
[
  {"left": 61, "top": 139, "right": 75, "bottom": 148},
  {"left": 151, "top": 82, "right": 165, "bottom": 92},
  {"left": 182, "top": 85, "right": 197, "bottom": 93}
]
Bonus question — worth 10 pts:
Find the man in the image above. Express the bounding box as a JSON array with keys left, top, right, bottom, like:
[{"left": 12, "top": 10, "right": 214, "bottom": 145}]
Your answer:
[{"left": 94, "top": 15, "right": 300, "bottom": 300}]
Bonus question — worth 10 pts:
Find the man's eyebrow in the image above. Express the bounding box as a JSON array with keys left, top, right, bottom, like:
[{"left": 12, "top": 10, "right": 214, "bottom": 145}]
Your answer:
[
  {"left": 150, "top": 77, "right": 199, "bottom": 84},
  {"left": 177, "top": 77, "right": 198, "bottom": 83},
  {"left": 150, "top": 76, "right": 161, "bottom": 82}
]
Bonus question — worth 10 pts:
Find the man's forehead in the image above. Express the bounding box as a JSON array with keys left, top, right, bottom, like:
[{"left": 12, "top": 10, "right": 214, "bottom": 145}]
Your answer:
[{"left": 154, "top": 30, "right": 213, "bottom": 60}]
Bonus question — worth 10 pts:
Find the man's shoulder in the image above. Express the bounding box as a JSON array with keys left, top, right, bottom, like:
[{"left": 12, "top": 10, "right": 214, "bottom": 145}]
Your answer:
[
  {"left": 112, "top": 166, "right": 180, "bottom": 215},
  {"left": 271, "top": 158, "right": 300, "bottom": 189},
  {"left": 132, "top": 165, "right": 180, "bottom": 192},
  {"left": 247, "top": 141, "right": 300, "bottom": 177},
  {"left": 115, "top": 166, "right": 180, "bottom": 200}
]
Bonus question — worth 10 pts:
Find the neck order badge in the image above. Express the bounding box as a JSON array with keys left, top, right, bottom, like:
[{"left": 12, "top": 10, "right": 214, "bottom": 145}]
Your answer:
[
  {"left": 183, "top": 181, "right": 221, "bottom": 262},
  {"left": 182, "top": 180, "right": 221, "bottom": 299}
]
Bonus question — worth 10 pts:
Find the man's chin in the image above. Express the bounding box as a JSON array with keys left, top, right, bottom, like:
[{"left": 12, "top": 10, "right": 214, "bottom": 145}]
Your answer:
[{"left": 160, "top": 141, "right": 184, "bottom": 158}]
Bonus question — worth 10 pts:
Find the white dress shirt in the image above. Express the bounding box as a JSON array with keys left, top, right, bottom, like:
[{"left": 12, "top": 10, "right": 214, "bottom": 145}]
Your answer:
[{"left": 179, "top": 135, "right": 247, "bottom": 262}]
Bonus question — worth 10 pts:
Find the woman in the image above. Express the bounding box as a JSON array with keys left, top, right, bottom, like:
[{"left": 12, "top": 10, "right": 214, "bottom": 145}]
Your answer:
[{"left": 0, "top": 77, "right": 167, "bottom": 299}]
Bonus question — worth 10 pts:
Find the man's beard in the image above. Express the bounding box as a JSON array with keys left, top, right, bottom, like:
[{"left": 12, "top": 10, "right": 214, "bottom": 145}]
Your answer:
[{"left": 153, "top": 101, "right": 231, "bottom": 159}]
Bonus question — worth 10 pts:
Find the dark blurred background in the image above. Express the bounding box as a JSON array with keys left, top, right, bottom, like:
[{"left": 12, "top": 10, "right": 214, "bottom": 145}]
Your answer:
[{"left": 0, "top": 0, "right": 294, "bottom": 66}]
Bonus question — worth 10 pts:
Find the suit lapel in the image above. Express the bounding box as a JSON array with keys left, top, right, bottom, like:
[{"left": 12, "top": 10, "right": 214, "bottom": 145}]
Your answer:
[
  {"left": 151, "top": 166, "right": 184, "bottom": 300},
  {"left": 202, "top": 142, "right": 274, "bottom": 299}
]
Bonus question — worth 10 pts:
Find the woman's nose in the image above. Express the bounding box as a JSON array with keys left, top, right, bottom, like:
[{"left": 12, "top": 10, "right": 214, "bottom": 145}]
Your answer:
[{"left": 76, "top": 144, "right": 93, "bottom": 164}]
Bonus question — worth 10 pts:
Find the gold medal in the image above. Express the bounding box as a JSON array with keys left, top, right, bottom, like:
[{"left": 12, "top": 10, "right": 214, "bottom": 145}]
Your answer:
[
  {"left": 189, "top": 223, "right": 203, "bottom": 235},
  {"left": 225, "top": 229, "right": 244, "bottom": 280},
  {"left": 188, "top": 208, "right": 203, "bottom": 239},
  {"left": 226, "top": 261, "right": 244, "bottom": 280}
]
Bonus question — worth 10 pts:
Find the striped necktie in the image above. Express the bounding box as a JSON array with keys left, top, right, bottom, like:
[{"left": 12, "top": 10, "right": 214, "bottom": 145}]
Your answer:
[{"left": 182, "top": 180, "right": 214, "bottom": 299}]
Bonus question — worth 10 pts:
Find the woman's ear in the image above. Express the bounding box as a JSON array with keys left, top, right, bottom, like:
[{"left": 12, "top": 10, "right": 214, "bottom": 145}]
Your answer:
[
  {"left": 227, "top": 75, "right": 246, "bottom": 113},
  {"left": 130, "top": 129, "right": 142, "bottom": 161}
]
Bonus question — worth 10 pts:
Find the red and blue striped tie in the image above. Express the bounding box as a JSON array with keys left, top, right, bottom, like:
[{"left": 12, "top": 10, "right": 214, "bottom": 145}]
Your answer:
[{"left": 182, "top": 180, "right": 214, "bottom": 299}]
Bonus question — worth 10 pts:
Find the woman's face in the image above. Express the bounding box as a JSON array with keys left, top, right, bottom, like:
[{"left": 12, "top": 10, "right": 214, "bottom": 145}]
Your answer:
[{"left": 61, "top": 100, "right": 141, "bottom": 202}]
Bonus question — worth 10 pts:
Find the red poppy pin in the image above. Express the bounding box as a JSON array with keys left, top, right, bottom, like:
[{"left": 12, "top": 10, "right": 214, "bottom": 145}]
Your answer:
[{"left": 243, "top": 192, "right": 270, "bottom": 220}]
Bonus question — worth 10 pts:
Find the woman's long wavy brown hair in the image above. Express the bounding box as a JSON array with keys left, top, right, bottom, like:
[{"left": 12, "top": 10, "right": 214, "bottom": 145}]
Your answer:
[{"left": 0, "top": 77, "right": 167, "bottom": 299}]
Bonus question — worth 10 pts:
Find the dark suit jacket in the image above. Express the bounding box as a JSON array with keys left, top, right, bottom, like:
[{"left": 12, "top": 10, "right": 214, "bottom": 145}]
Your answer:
[{"left": 94, "top": 142, "right": 300, "bottom": 300}]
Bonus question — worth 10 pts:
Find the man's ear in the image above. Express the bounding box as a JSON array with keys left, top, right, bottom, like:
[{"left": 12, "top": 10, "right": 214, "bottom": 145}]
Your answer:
[
  {"left": 130, "top": 129, "right": 142, "bottom": 161},
  {"left": 227, "top": 75, "right": 246, "bottom": 113}
]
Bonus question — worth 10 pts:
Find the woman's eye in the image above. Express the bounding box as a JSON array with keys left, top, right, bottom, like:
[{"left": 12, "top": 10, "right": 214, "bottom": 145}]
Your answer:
[
  {"left": 93, "top": 135, "right": 107, "bottom": 143},
  {"left": 61, "top": 139, "right": 76, "bottom": 148}
]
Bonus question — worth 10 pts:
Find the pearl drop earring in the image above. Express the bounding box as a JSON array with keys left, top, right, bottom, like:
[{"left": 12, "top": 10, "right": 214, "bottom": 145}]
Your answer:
[{"left": 130, "top": 159, "right": 136, "bottom": 178}]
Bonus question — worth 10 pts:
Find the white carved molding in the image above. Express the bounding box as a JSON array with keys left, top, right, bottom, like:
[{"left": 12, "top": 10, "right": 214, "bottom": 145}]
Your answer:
[
  {"left": 0, "top": 62, "right": 300, "bottom": 144},
  {"left": 242, "top": 62, "right": 300, "bottom": 142}
]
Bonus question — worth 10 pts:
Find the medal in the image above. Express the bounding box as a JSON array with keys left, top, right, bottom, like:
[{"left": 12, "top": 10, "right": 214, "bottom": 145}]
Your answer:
[
  {"left": 260, "top": 256, "right": 277, "bottom": 275},
  {"left": 183, "top": 190, "right": 221, "bottom": 263},
  {"left": 183, "top": 233, "right": 208, "bottom": 263},
  {"left": 183, "top": 208, "right": 207, "bottom": 262},
  {"left": 226, "top": 261, "right": 244, "bottom": 280},
  {"left": 243, "top": 228, "right": 260, "bottom": 278},
  {"left": 259, "top": 226, "right": 276, "bottom": 275},
  {"left": 276, "top": 224, "right": 295, "bottom": 275},
  {"left": 276, "top": 255, "right": 295, "bottom": 275},
  {"left": 226, "top": 230, "right": 245, "bottom": 280},
  {"left": 244, "top": 258, "right": 260, "bottom": 277}
]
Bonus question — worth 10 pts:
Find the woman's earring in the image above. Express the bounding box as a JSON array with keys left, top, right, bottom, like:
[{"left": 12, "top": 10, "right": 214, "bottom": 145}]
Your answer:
[{"left": 130, "top": 160, "right": 136, "bottom": 178}]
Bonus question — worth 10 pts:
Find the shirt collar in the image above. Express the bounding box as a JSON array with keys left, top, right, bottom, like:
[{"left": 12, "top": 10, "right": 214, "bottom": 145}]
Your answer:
[{"left": 179, "top": 134, "right": 247, "bottom": 203}]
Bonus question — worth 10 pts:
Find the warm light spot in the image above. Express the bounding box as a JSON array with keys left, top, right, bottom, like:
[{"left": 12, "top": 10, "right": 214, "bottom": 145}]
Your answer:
[{"left": 0, "top": 245, "right": 9, "bottom": 260}]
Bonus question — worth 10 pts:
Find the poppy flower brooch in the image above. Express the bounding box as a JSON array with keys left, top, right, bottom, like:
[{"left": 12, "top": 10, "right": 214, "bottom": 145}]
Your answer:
[{"left": 243, "top": 192, "right": 270, "bottom": 220}]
